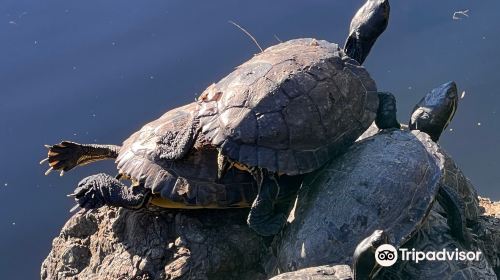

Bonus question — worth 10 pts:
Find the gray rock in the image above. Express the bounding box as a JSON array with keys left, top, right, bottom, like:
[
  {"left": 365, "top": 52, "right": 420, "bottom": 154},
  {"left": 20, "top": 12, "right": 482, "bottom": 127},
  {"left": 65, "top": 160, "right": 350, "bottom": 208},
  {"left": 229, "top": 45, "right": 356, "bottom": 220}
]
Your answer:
[
  {"left": 41, "top": 197, "right": 500, "bottom": 280},
  {"left": 41, "top": 207, "right": 265, "bottom": 280},
  {"left": 269, "top": 265, "right": 352, "bottom": 280}
]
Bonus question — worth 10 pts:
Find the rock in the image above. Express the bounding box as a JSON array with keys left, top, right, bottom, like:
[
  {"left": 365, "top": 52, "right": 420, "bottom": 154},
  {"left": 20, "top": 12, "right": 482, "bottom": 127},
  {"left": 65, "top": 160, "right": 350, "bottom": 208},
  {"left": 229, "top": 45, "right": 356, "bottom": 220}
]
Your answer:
[
  {"left": 475, "top": 197, "right": 500, "bottom": 275},
  {"left": 480, "top": 196, "right": 500, "bottom": 218},
  {"left": 41, "top": 199, "right": 499, "bottom": 280},
  {"left": 41, "top": 207, "right": 266, "bottom": 280},
  {"left": 269, "top": 264, "right": 352, "bottom": 280}
]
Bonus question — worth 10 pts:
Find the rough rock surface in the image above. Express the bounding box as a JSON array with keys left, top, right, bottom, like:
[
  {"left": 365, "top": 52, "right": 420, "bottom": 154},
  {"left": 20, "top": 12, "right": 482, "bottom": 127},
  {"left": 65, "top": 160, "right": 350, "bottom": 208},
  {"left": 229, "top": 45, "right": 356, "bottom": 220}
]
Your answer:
[
  {"left": 42, "top": 198, "right": 499, "bottom": 280},
  {"left": 476, "top": 197, "right": 500, "bottom": 275},
  {"left": 41, "top": 207, "right": 265, "bottom": 280},
  {"left": 268, "top": 264, "right": 352, "bottom": 280}
]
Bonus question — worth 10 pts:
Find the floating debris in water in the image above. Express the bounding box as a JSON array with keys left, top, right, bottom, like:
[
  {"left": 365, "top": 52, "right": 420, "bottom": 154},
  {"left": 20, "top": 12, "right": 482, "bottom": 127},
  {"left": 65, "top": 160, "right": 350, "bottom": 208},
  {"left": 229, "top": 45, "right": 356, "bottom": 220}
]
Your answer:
[
  {"left": 408, "top": 86, "right": 413, "bottom": 90},
  {"left": 111, "top": 42, "right": 116, "bottom": 46},
  {"left": 228, "top": 20, "right": 263, "bottom": 53},
  {"left": 73, "top": 132, "right": 77, "bottom": 136},
  {"left": 150, "top": 75, "right": 155, "bottom": 80},
  {"left": 12, "top": 222, "right": 16, "bottom": 226},
  {"left": 453, "top": 10, "right": 469, "bottom": 20},
  {"left": 477, "top": 122, "right": 482, "bottom": 126},
  {"left": 8, "top": 20, "right": 17, "bottom": 25},
  {"left": 449, "top": 128, "right": 454, "bottom": 132},
  {"left": 461, "top": 91, "right": 466, "bottom": 99},
  {"left": 72, "top": 66, "right": 77, "bottom": 70},
  {"left": 34, "top": 40, "right": 38, "bottom": 45}
]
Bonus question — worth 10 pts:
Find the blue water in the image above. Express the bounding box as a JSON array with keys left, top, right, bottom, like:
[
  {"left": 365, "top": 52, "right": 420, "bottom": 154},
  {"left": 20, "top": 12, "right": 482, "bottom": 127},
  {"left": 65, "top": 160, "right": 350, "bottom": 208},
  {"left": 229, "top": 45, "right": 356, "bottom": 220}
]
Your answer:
[{"left": 1, "top": 0, "right": 499, "bottom": 278}]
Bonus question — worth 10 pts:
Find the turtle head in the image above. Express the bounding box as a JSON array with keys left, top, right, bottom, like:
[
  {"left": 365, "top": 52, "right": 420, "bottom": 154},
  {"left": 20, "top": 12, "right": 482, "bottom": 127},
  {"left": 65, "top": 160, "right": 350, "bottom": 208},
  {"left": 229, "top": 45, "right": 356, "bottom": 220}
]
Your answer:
[
  {"left": 409, "top": 81, "right": 458, "bottom": 142},
  {"left": 353, "top": 229, "right": 389, "bottom": 280},
  {"left": 344, "top": 0, "right": 390, "bottom": 64}
]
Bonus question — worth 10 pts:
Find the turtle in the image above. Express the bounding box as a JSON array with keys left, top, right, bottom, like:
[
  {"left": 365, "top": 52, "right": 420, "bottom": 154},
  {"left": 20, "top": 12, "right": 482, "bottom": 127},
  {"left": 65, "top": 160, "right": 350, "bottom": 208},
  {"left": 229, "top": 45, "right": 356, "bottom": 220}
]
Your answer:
[
  {"left": 41, "top": 0, "right": 395, "bottom": 236},
  {"left": 193, "top": 0, "right": 394, "bottom": 236},
  {"left": 274, "top": 81, "right": 497, "bottom": 279},
  {"left": 42, "top": 102, "right": 260, "bottom": 210}
]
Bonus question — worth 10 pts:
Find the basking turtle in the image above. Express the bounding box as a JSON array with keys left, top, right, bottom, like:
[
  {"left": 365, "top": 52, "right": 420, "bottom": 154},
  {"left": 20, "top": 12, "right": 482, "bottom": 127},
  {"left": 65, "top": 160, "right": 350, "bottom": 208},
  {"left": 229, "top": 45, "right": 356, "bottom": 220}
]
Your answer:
[
  {"left": 42, "top": 0, "right": 395, "bottom": 236},
  {"left": 194, "top": 0, "right": 393, "bottom": 235},
  {"left": 275, "top": 81, "right": 496, "bottom": 278},
  {"left": 42, "top": 102, "right": 259, "bottom": 210}
]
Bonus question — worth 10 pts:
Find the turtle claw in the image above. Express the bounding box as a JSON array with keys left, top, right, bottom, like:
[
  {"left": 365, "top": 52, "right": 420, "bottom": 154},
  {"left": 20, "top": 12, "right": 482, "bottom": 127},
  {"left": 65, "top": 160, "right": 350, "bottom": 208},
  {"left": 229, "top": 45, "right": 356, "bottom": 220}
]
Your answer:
[
  {"left": 44, "top": 167, "right": 54, "bottom": 175},
  {"left": 60, "top": 170, "right": 65, "bottom": 177},
  {"left": 42, "top": 141, "right": 85, "bottom": 174},
  {"left": 69, "top": 204, "right": 80, "bottom": 213}
]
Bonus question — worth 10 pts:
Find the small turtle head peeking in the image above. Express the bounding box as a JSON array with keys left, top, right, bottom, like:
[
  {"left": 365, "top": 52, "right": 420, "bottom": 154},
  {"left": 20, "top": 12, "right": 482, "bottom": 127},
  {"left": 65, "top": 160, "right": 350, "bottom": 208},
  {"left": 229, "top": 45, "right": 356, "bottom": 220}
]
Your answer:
[{"left": 409, "top": 81, "right": 458, "bottom": 142}]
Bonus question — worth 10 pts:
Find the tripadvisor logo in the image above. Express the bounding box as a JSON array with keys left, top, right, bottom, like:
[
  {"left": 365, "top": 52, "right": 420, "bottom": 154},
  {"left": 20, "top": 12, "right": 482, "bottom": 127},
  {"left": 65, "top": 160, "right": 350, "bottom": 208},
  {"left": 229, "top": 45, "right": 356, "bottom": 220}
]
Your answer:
[
  {"left": 375, "top": 244, "right": 398, "bottom": 267},
  {"left": 375, "top": 244, "right": 482, "bottom": 266}
]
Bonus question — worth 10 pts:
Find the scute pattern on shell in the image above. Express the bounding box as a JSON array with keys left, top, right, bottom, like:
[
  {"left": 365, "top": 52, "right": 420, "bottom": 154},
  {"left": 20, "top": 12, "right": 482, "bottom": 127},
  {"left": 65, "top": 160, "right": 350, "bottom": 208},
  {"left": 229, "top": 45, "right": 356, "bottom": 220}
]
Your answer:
[
  {"left": 277, "top": 130, "right": 443, "bottom": 271},
  {"left": 359, "top": 123, "right": 482, "bottom": 225},
  {"left": 197, "top": 38, "right": 379, "bottom": 175},
  {"left": 277, "top": 128, "right": 489, "bottom": 276},
  {"left": 115, "top": 102, "right": 257, "bottom": 207}
]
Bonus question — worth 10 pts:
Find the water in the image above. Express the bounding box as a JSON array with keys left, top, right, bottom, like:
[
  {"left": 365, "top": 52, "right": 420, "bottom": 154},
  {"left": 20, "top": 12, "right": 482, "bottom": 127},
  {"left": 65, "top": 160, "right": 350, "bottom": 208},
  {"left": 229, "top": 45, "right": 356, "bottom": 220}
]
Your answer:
[{"left": 1, "top": 0, "right": 499, "bottom": 278}]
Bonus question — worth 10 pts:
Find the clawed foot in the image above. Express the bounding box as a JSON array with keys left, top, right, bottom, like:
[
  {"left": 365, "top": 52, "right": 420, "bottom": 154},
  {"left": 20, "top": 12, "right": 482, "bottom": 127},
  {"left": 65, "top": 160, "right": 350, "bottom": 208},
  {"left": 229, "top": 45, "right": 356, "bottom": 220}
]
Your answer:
[
  {"left": 248, "top": 211, "right": 288, "bottom": 237},
  {"left": 68, "top": 173, "right": 151, "bottom": 212},
  {"left": 248, "top": 174, "right": 302, "bottom": 236},
  {"left": 69, "top": 173, "right": 115, "bottom": 211},
  {"left": 247, "top": 175, "right": 286, "bottom": 236},
  {"left": 41, "top": 141, "right": 85, "bottom": 176}
]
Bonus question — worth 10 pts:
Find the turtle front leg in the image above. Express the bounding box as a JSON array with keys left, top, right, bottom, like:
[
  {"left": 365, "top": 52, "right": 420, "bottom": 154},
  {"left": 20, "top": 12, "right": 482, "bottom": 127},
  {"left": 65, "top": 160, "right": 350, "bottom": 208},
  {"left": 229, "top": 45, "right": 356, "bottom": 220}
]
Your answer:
[
  {"left": 216, "top": 151, "right": 233, "bottom": 182},
  {"left": 41, "top": 141, "right": 121, "bottom": 176},
  {"left": 375, "top": 92, "right": 401, "bottom": 130},
  {"left": 352, "top": 230, "right": 389, "bottom": 280},
  {"left": 69, "top": 173, "right": 151, "bottom": 211},
  {"left": 247, "top": 173, "right": 302, "bottom": 236}
]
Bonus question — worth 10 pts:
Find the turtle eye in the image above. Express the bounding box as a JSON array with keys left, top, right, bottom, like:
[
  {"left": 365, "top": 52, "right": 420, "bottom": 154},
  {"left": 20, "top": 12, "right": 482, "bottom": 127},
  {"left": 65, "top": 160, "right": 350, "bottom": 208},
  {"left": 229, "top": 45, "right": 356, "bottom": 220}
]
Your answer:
[
  {"left": 420, "top": 112, "right": 430, "bottom": 120},
  {"left": 447, "top": 90, "right": 457, "bottom": 99}
]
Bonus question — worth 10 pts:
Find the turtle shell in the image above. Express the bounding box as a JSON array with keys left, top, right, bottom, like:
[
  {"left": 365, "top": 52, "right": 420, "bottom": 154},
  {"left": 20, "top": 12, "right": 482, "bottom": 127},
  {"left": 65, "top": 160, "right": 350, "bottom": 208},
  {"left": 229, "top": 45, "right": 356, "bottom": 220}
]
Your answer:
[
  {"left": 277, "top": 127, "right": 483, "bottom": 271},
  {"left": 360, "top": 123, "right": 482, "bottom": 223},
  {"left": 197, "top": 38, "right": 379, "bottom": 175},
  {"left": 276, "top": 129, "right": 445, "bottom": 271},
  {"left": 115, "top": 102, "right": 257, "bottom": 208}
]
